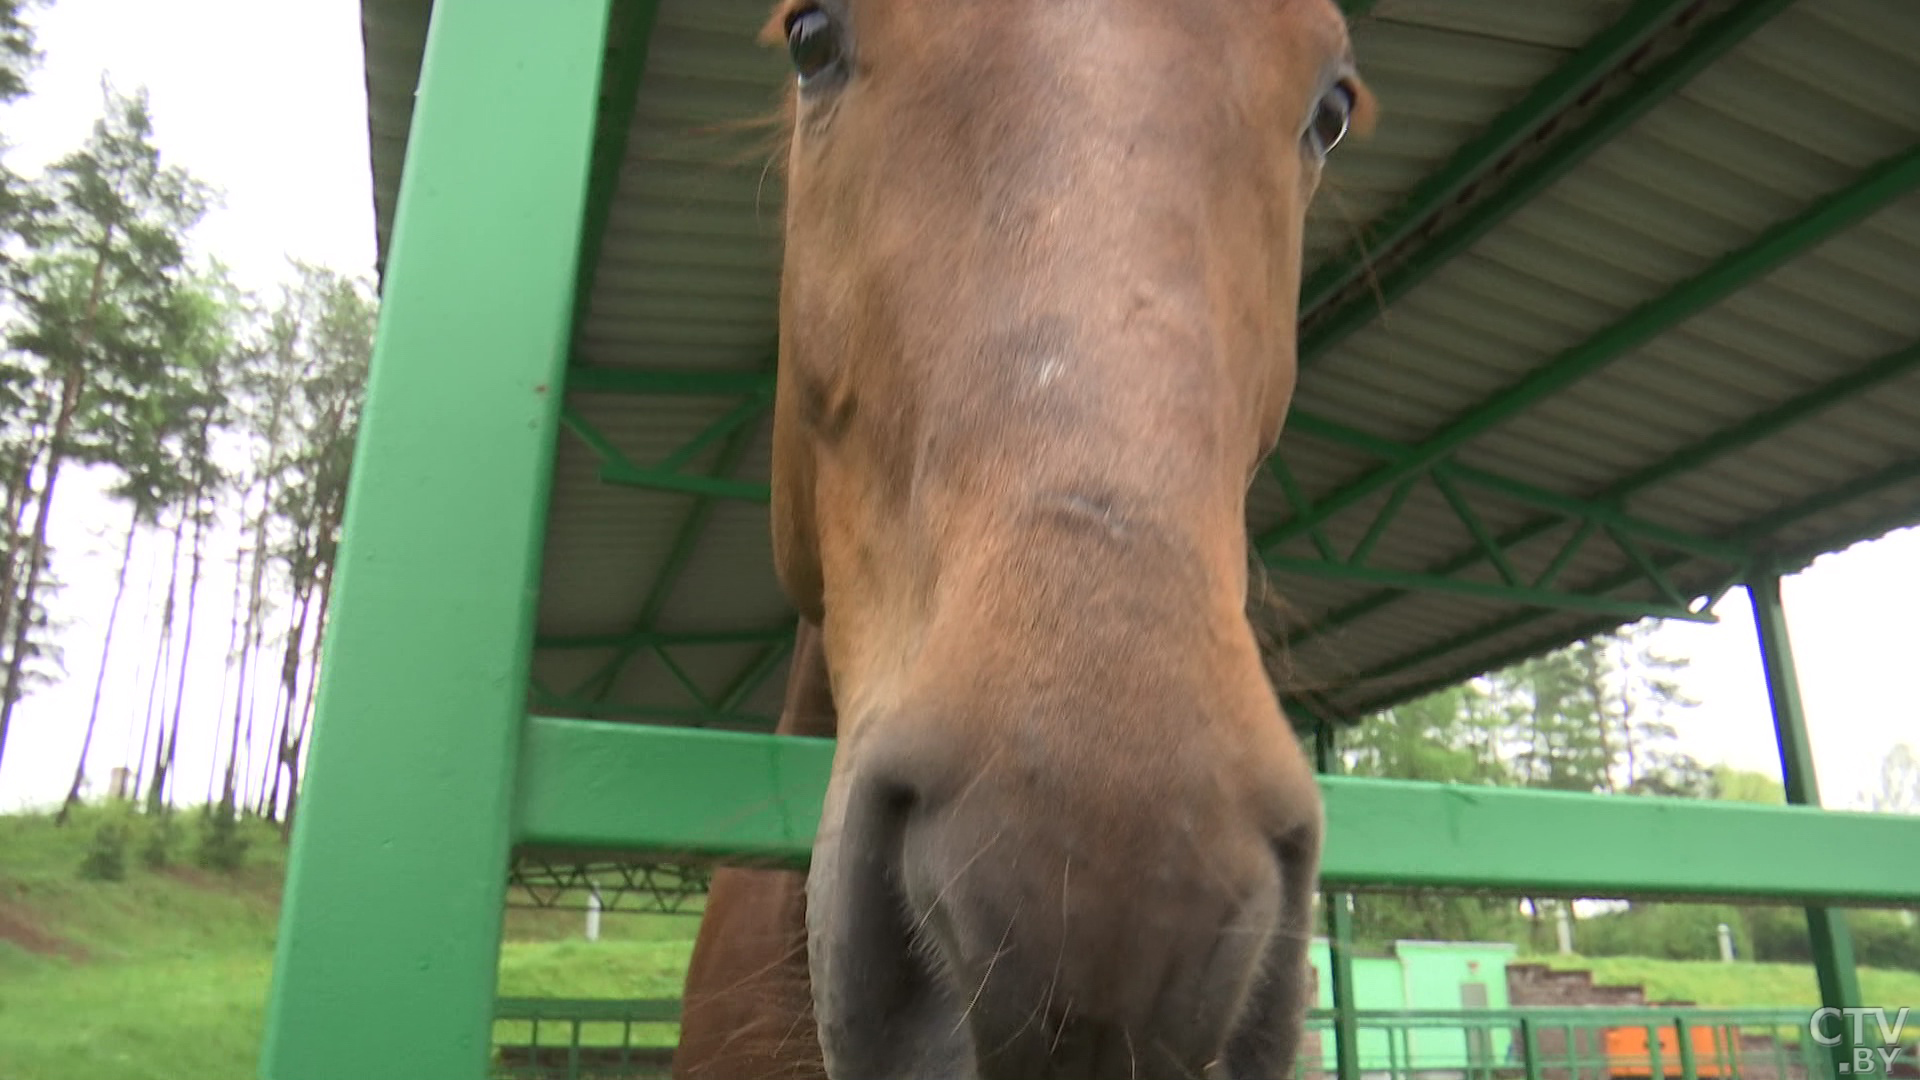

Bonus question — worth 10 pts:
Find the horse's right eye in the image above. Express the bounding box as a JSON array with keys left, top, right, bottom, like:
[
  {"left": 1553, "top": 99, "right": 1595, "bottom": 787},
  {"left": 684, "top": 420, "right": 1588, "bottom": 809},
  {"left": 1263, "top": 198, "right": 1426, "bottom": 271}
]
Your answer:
[
  {"left": 1306, "top": 83, "right": 1354, "bottom": 159},
  {"left": 786, "top": 8, "right": 841, "bottom": 84}
]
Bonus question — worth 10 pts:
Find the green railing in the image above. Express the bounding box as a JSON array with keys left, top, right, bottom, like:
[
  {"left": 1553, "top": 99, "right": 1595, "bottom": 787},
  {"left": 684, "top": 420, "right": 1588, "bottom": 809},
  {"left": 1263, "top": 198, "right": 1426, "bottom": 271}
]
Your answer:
[
  {"left": 491, "top": 998, "right": 679, "bottom": 1080},
  {"left": 488, "top": 1001, "right": 1843, "bottom": 1080},
  {"left": 1296, "top": 1008, "right": 1835, "bottom": 1080}
]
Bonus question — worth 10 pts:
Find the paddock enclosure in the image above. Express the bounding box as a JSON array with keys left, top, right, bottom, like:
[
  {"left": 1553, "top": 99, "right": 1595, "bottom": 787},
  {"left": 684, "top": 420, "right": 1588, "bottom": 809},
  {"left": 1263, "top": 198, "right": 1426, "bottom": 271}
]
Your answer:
[{"left": 260, "top": 1, "right": 1920, "bottom": 1078}]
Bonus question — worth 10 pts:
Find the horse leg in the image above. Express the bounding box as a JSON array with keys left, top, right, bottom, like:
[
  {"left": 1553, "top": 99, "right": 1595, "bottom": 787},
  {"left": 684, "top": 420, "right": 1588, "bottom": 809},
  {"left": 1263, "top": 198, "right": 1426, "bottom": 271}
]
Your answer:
[{"left": 671, "top": 619, "right": 836, "bottom": 1080}]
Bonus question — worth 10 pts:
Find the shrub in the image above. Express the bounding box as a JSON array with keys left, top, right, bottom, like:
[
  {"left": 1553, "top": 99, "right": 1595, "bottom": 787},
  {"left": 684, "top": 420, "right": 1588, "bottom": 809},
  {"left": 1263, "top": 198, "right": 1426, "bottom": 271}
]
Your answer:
[
  {"left": 140, "top": 811, "right": 178, "bottom": 870},
  {"left": 194, "top": 799, "right": 250, "bottom": 873},
  {"left": 78, "top": 817, "right": 130, "bottom": 882}
]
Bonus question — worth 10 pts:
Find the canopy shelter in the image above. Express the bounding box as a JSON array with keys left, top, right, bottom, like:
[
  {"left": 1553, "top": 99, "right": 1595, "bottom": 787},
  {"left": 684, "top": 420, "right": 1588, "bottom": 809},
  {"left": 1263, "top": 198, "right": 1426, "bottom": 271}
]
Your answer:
[
  {"left": 361, "top": 0, "right": 1920, "bottom": 726},
  {"left": 260, "top": 1, "right": 1920, "bottom": 1078}
]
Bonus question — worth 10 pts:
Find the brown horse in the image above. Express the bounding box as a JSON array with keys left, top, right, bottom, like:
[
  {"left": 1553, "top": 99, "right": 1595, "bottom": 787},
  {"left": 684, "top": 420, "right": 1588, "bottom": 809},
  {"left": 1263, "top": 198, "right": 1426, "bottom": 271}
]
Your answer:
[{"left": 672, "top": 1, "right": 1374, "bottom": 1076}]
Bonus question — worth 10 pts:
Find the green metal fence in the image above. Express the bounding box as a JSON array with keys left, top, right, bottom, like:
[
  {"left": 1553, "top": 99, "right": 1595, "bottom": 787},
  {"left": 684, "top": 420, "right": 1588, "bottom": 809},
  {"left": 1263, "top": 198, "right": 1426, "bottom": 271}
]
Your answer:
[
  {"left": 485, "top": 1002, "right": 1851, "bottom": 1080},
  {"left": 491, "top": 998, "right": 679, "bottom": 1080},
  {"left": 1296, "top": 1008, "right": 1838, "bottom": 1080}
]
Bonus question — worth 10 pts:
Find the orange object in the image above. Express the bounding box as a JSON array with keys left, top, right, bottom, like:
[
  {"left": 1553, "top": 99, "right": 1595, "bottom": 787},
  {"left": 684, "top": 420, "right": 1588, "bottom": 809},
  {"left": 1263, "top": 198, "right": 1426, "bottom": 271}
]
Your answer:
[{"left": 1604, "top": 1024, "right": 1734, "bottom": 1078}]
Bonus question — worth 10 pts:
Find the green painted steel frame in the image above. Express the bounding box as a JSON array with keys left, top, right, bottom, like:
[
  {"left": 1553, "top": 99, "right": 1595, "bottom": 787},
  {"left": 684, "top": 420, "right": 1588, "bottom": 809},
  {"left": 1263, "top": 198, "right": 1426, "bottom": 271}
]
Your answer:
[
  {"left": 1297, "top": 0, "right": 1799, "bottom": 366},
  {"left": 259, "top": 0, "right": 615, "bottom": 1076},
  {"left": 1315, "top": 721, "right": 1363, "bottom": 1080},
  {"left": 1750, "top": 571, "right": 1864, "bottom": 1080},
  {"left": 1263, "top": 142, "right": 1920, "bottom": 557},
  {"left": 562, "top": 360, "right": 1759, "bottom": 625},
  {"left": 1337, "top": 451, "right": 1920, "bottom": 717},
  {"left": 1298, "top": 0, "right": 1698, "bottom": 322},
  {"left": 1292, "top": 340, "right": 1920, "bottom": 653},
  {"left": 517, "top": 716, "right": 1920, "bottom": 905}
]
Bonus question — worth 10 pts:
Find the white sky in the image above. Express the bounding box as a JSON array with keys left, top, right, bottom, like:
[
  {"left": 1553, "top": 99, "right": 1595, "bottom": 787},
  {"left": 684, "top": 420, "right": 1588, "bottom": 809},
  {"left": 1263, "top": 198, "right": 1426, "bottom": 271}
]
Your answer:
[{"left": 0, "top": 0, "right": 1915, "bottom": 815}]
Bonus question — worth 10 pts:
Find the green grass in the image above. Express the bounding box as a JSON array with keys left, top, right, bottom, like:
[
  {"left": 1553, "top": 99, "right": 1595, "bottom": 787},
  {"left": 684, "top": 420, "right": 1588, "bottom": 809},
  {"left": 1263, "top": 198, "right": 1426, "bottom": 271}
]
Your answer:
[
  {"left": 1538, "top": 953, "right": 1920, "bottom": 1011},
  {"left": 0, "top": 805, "right": 702, "bottom": 1080}
]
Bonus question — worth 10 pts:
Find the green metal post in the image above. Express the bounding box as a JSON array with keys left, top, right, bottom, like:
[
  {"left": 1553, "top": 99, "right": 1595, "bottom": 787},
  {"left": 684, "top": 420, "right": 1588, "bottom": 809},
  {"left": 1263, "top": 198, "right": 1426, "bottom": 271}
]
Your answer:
[
  {"left": 1748, "top": 570, "right": 1864, "bottom": 1080},
  {"left": 1314, "top": 721, "right": 1362, "bottom": 1080},
  {"left": 258, "top": 1, "right": 613, "bottom": 1077}
]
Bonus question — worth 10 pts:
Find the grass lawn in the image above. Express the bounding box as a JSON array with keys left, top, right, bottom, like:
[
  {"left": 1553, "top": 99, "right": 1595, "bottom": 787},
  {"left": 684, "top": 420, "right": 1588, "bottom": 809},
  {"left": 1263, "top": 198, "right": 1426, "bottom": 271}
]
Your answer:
[
  {"left": 0, "top": 806, "right": 702, "bottom": 1080},
  {"left": 1540, "top": 954, "right": 1920, "bottom": 1011}
]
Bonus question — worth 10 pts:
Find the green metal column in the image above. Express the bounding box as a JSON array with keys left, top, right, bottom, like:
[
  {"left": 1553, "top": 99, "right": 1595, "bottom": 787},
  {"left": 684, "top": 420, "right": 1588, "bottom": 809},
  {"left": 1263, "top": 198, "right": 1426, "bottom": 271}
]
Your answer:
[
  {"left": 258, "top": 1, "right": 613, "bottom": 1077},
  {"left": 1314, "top": 720, "right": 1362, "bottom": 1080},
  {"left": 1748, "top": 570, "right": 1862, "bottom": 1080}
]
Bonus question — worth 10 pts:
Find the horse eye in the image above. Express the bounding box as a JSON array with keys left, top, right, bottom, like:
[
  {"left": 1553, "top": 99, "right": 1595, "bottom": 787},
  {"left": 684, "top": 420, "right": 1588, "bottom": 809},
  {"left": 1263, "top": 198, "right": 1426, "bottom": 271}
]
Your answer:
[
  {"left": 786, "top": 7, "right": 841, "bottom": 84},
  {"left": 1307, "top": 84, "right": 1353, "bottom": 158}
]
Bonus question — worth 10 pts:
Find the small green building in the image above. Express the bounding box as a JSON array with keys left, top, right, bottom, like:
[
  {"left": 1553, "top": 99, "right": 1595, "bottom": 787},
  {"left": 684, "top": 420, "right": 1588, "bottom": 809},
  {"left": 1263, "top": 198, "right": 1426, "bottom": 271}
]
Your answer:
[{"left": 1307, "top": 940, "right": 1519, "bottom": 1075}]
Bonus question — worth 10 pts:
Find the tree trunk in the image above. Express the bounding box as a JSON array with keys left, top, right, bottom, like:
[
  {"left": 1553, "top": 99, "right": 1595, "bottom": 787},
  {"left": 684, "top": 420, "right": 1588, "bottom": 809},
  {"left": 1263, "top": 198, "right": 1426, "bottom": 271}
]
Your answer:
[
  {"left": 139, "top": 509, "right": 187, "bottom": 810},
  {"left": 55, "top": 506, "right": 140, "bottom": 824},
  {"left": 0, "top": 381, "right": 55, "bottom": 662},
  {"left": 0, "top": 432, "right": 45, "bottom": 654},
  {"left": 280, "top": 543, "right": 337, "bottom": 842},
  {"left": 230, "top": 383, "right": 289, "bottom": 816},
  {"left": 209, "top": 517, "right": 250, "bottom": 807},
  {"left": 152, "top": 493, "right": 208, "bottom": 812},
  {"left": 119, "top": 525, "right": 163, "bottom": 791},
  {"left": 0, "top": 231, "right": 114, "bottom": 779},
  {"left": 0, "top": 366, "right": 85, "bottom": 778},
  {"left": 229, "top": 465, "right": 277, "bottom": 808},
  {"left": 265, "top": 564, "right": 314, "bottom": 825}
]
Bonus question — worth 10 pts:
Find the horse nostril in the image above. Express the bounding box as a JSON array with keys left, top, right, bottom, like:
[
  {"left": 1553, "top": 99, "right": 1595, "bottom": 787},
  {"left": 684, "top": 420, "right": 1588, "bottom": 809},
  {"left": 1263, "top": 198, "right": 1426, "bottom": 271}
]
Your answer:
[{"left": 807, "top": 767, "right": 976, "bottom": 1080}]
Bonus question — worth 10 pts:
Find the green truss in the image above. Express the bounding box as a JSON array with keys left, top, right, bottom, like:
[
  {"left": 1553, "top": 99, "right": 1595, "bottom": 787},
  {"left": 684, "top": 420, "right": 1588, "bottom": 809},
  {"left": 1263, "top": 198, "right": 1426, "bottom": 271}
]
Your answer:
[
  {"left": 529, "top": 623, "right": 794, "bottom": 729},
  {"left": 1289, "top": 339, "right": 1920, "bottom": 653},
  {"left": 1262, "top": 142, "right": 1920, "bottom": 557},
  {"left": 1299, "top": 0, "right": 1700, "bottom": 322},
  {"left": 554, "top": 366, "right": 1758, "bottom": 626},
  {"left": 1298, "top": 0, "right": 1799, "bottom": 364}
]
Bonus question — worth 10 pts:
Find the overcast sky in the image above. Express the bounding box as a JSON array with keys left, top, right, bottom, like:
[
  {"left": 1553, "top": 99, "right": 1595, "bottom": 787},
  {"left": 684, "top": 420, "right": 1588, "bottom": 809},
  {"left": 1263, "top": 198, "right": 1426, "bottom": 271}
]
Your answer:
[{"left": 0, "top": 0, "right": 1914, "bottom": 815}]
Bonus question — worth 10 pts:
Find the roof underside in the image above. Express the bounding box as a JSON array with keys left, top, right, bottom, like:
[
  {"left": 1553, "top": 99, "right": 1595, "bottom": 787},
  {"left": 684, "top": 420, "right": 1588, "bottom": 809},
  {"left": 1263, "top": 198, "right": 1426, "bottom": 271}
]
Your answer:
[{"left": 359, "top": 0, "right": 1920, "bottom": 726}]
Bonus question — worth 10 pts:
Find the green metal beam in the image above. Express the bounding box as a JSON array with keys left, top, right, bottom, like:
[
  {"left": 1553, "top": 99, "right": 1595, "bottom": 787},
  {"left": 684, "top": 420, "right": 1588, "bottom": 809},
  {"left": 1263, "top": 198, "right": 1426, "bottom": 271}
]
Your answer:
[
  {"left": 1314, "top": 723, "right": 1361, "bottom": 1080},
  {"left": 535, "top": 625, "right": 793, "bottom": 651},
  {"left": 1263, "top": 553, "right": 1711, "bottom": 623},
  {"left": 600, "top": 463, "right": 771, "bottom": 501},
  {"left": 567, "top": 0, "right": 662, "bottom": 340},
  {"left": 1263, "top": 142, "right": 1920, "bottom": 553},
  {"left": 1282, "top": 411, "right": 1751, "bottom": 565},
  {"left": 259, "top": 2, "right": 613, "bottom": 1076},
  {"left": 515, "top": 717, "right": 1920, "bottom": 905},
  {"left": 577, "top": 356, "right": 776, "bottom": 700},
  {"left": 525, "top": 698, "right": 778, "bottom": 728},
  {"left": 1297, "top": 0, "right": 1798, "bottom": 366},
  {"left": 567, "top": 363, "right": 772, "bottom": 397},
  {"left": 1290, "top": 339, "right": 1920, "bottom": 647},
  {"left": 1749, "top": 571, "right": 1864, "bottom": 1080},
  {"left": 1341, "top": 456, "right": 1920, "bottom": 715},
  {"left": 518, "top": 717, "right": 832, "bottom": 865},
  {"left": 1614, "top": 340, "right": 1920, "bottom": 493},
  {"left": 560, "top": 393, "right": 776, "bottom": 502},
  {"left": 1299, "top": 0, "right": 1696, "bottom": 319},
  {"left": 717, "top": 633, "right": 797, "bottom": 713},
  {"left": 1734, "top": 453, "right": 1920, "bottom": 545}
]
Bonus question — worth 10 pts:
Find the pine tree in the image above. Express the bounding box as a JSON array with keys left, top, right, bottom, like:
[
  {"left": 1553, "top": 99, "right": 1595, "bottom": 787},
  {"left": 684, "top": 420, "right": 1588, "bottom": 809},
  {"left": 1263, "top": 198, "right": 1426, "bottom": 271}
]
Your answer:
[{"left": 0, "top": 82, "right": 212, "bottom": 781}]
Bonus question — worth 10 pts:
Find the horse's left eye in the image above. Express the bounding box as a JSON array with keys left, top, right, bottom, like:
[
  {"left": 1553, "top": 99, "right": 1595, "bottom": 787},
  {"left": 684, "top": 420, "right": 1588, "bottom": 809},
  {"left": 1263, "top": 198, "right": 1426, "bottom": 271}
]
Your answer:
[
  {"left": 786, "top": 7, "right": 842, "bottom": 84},
  {"left": 1306, "top": 84, "right": 1353, "bottom": 158}
]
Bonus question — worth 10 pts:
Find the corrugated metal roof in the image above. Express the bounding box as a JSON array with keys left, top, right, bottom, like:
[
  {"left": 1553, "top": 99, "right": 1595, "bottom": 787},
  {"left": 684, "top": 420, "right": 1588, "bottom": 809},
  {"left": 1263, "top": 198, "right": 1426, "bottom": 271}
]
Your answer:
[{"left": 359, "top": 0, "right": 1920, "bottom": 726}]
